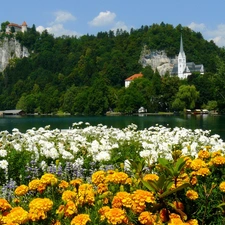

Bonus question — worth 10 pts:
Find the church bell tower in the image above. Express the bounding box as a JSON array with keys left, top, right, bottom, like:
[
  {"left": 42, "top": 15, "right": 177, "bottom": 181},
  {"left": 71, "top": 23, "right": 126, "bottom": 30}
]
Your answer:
[{"left": 178, "top": 35, "right": 186, "bottom": 79}]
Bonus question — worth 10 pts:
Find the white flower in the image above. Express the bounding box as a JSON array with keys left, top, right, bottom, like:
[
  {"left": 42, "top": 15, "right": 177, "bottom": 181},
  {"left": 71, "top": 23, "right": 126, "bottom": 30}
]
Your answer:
[
  {"left": 0, "top": 150, "right": 7, "bottom": 157},
  {"left": 139, "top": 150, "right": 151, "bottom": 158},
  {"left": 0, "top": 160, "right": 8, "bottom": 169},
  {"left": 96, "top": 151, "right": 110, "bottom": 162}
]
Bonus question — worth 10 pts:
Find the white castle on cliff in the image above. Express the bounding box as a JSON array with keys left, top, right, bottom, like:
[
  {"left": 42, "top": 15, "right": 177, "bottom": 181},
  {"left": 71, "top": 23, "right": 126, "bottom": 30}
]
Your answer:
[{"left": 6, "top": 21, "right": 28, "bottom": 33}]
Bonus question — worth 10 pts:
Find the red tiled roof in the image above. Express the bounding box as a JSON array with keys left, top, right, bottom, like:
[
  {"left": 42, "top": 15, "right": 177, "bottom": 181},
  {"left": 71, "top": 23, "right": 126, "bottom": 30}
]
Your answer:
[
  {"left": 125, "top": 73, "right": 143, "bottom": 81},
  {"left": 8, "top": 23, "right": 21, "bottom": 28}
]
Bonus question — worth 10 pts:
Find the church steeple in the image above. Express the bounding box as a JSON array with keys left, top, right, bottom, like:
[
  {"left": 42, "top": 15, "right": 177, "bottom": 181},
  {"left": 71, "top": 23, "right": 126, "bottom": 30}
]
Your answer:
[
  {"left": 180, "top": 35, "right": 184, "bottom": 54},
  {"left": 178, "top": 34, "right": 186, "bottom": 79}
]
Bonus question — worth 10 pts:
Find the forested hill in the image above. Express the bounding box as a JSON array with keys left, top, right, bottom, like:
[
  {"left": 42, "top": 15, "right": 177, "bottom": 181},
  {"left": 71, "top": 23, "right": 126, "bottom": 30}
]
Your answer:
[{"left": 0, "top": 22, "right": 225, "bottom": 115}]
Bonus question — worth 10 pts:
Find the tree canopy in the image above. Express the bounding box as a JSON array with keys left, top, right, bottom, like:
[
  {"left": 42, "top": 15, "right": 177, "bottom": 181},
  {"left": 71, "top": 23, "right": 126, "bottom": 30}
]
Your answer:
[{"left": 0, "top": 22, "right": 225, "bottom": 114}]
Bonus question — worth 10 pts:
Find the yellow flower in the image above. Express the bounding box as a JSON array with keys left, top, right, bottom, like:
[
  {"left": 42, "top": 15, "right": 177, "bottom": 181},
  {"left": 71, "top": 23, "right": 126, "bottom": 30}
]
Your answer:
[
  {"left": 112, "top": 192, "right": 132, "bottom": 208},
  {"left": 71, "top": 214, "right": 91, "bottom": 225},
  {"left": 58, "top": 180, "right": 69, "bottom": 189},
  {"left": 0, "top": 198, "right": 11, "bottom": 211},
  {"left": 132, "top": 190, "right": 155, "bottom": 213},
  {"left": 78, "top": 184, "right": 95, "bottom": 205},
  {"left": 2, "top": 206, "right": 29, "bottom": 224},
  {"left": 97, "top": 183, "right": 108, "bottom": 194},
  {"left": 28, "top": 179, "right": 41, "bottom": 191},
  {"left": 40, "top": 173, "right": 58, "bottom": 185},
  {"left": 91, "top": 170, "right": 106, "bottom": 185},
  {"left": 143, "top": 174, "right": 159, "bottom": 181},
  {"left": 198, "top": 150, "right": 210, "bottom": 159},
  {"left": 70, "top": 178, "right": 83, "bottom": 187},
  {"left": 186, "top": 190, "right": 198, "bottom": 200},
  {"left": 211, "top": 150, "right": 222, "bottom": 157},
  {"left": 106, "top": 171, "right": 129, "bottom": 184},
  {"left": 190, "top": 159, "right": 206, "bottom": 171},
  {"left": 62, "top": 190, "right": 77, "bottom": 202},
  {"left": 14, "top": 184, "right": 29, "bottom": 196},
  {"left": 219, "top": 181, "right": 225, "bottom": 192},
  {"left": 105, "top": 208, "right": 127, "bottom": 225},
  {"left": 98, "top": 206, "right": 110, "bottom": 221},
  {"left": 138, "top": 211, "right": 156, "bottom": 225},
  {"left": 186, "top": 219, "right": 199, "bottom": 225},
  {"left": 64, "top": 200, "right": 78, "bottom": 216},
  {"left": 211, "top": 156, "right": 225, "bottom": 166},
  {"left": 29, "top": 198, "right": 53, "bottom": 221},
  {"left": 195, "top": 167, "right": 210, "bottom": 176}
]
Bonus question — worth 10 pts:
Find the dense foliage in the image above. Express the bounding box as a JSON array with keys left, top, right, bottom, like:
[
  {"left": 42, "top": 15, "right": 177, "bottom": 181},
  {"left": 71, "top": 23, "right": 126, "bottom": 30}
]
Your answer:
[{"left": 0, "top": 22, "right": 225, "bottom": 114}]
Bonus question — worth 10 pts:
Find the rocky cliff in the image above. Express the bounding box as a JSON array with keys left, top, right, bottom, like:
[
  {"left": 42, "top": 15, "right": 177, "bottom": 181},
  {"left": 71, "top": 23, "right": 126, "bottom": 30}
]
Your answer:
[
  {"left": 139, "top": 45, "right": 177, "bottom": 76},
  {"left": 0, "top": 38, "right": 29, "bottom": 72}
]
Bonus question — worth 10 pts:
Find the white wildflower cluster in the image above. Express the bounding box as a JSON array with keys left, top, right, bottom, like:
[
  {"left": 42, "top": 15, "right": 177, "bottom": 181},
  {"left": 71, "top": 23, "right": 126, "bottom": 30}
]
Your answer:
[{"left": 0, "top": 124, "right": 224, "bottom": 174}]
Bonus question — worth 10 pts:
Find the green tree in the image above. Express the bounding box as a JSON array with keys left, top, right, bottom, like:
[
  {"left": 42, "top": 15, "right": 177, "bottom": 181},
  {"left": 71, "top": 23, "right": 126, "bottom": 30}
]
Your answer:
[{"left": 172, "top": 85, "right": 199, "bottom": 110}]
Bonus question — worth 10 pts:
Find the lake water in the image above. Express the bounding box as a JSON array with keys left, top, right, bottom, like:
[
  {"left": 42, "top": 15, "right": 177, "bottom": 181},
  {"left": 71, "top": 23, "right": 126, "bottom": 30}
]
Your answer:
[{"left": 0, "top": 114, "right": 225, "bottom": 140}]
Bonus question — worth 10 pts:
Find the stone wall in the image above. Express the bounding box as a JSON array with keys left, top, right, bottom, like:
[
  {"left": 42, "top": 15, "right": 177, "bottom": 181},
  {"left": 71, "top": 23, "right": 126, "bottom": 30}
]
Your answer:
[{"left": 0, "top": 38, "right": 29, "bottom": 72}]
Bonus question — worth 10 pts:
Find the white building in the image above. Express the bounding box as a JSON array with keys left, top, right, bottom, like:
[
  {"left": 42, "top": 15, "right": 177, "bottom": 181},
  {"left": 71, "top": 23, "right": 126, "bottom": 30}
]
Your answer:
[
  {"left": 6, "top": 21, "right": 28, "bottom": 33},
  {"left": 125, "top": 73, "right": 143, "bottom": 88},
  {"left": 171, "top": 35, "right": 204, "bottom": 79}
]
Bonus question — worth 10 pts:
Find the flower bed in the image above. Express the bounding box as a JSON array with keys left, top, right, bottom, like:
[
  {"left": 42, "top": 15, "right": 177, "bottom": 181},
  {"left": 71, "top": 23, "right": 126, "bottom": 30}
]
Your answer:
[{"left": 0, "top": 123, "right": 225, "bottom": 224}]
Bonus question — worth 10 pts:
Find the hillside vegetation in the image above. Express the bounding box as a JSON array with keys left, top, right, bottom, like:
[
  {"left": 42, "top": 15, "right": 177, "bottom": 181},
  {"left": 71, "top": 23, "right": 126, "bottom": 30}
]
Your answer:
[{"left": 0, "top": 22, "right": 225, "bottom": 114}]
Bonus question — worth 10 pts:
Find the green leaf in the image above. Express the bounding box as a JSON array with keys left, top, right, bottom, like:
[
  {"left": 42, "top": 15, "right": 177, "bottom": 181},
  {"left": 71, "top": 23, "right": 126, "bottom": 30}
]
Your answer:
[
  {"left": 142, "top": 180, "right": 158, "bottom": 192},
  {"left": 156, "top": 174, "right": 166, "bottom": 189},
  {"left": 159, "top": 183, "right": 191, "bottom": 198},
  {"left": 174, "top": 157, "right": 186, "bottom": 174}
]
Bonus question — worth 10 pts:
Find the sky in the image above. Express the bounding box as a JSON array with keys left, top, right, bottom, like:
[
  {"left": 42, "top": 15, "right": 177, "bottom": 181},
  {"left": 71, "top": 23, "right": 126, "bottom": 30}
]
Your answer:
[{"left": 1, "top": 0, "right": 225, "bottom": 47}]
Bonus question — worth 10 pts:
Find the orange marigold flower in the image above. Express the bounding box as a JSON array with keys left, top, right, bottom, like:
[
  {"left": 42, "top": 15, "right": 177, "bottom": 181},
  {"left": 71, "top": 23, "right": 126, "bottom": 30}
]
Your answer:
[
  {"left": 62, "top": 190, "right": 77, "bottom": 202},
  {"left": 0, "top": 199, "right": 11, "bottom": 211},
  {"left": 2, "top": 206, "right": 29, "bottom": 224},
  {"left": 98, "top": 206, "right": 110, "bottom": 221},
  {"left": 78, "top": 184, "right": 95, "bottom": 205},
  {"left": 105, "top": 208, "right": 126, "bottom": 225},
  {"left": 168, "top": 217, "right": 184, "bottom": 225},
  {"left": 190, "top": 176, "right": 198, "bottom": 185},
  {"left": 58, "top": 180, "right": 69, "bottom": 189},
  {"left": 132, "top": 190, "right": 155, "bottom": 213},
  {"left": 198, "top": 150, "right": 210, "bottom": 159},
  {"left": 143, "top": 174, "right": 159, "bottom": 181},
  {"left": 70, "top": 178, "right": 83, "bottom": 188},
  {"left": 186, "top": 190, "right": 198, "bottom": 200},
  {"left": 29, "top": 198, "right": 53, "bottom": 212},
  {"left": 71, "top": 214, "right": 91, "bottom": 225},
  {"left": 219, "top": 181, "right": 225, "bottom": 192},
  {"left": 195, "top": 167, "right": 210, "bottom": 176},
  {"left": 92, "top": 170, "right": 106, "bottom": 185},
  {"left": 28, "top": 179, "right": 41, "bottom": 191},
  {"left": 64, "top": 200, "right": 78, "bottom": 216},
  {"left": 29, "top": 198, "right": 53, "bottom": 221},
  {"left": 190, "top": 159, "right": 206, "bottom": 170},
  {"left": 106, "top": 171, "right": 129, "bottom": 184},
  {"left": 97, "top": 183, "right": 108, "bottom": 194},
  {"left": 211, "top": 150, "right": 222, "bottom": 158},
  {"left": 211, "top": 156, "right": 225, "bottom": 166},
  {"left": 125, "top": 177, "right": 132, "bottom": 185},
  {"left": 112, "top": 192, "right": 132, "bottom": 208},
  {"left": 138, "top": 211, "right": 156, "bottom": 225},
  {"left": 186, "top": 219, "right": 199, "bottom": 225},
  {"left": 51, "top": 220, "right": 61, "bottom": 225},
  {"left": 40, "top": 173, "right": 58, "bottom": 185},
  {"left": 14, "top": 185, "right": 29, "bottom": 196}
]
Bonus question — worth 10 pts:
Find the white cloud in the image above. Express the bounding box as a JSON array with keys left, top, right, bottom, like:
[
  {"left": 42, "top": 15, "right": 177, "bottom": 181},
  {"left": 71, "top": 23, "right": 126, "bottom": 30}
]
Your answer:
[
  {"left": 111, "top": 21, "right": 129, "bottom": 32},
  {"left": 36, "top": 11, "right": 79, "bottom": 37},
  {"left": 188, "top": 22, "right": 225, "bottom": 47},
  {"left": 88, "top": 11, "right": 116, "bottom": 27},
  {"left": 53, "top": 11, "right": 76, "bottom": 24},
  {"left": 188, "top": 22, "right": 206, "bottom": 31}
]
